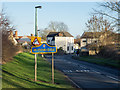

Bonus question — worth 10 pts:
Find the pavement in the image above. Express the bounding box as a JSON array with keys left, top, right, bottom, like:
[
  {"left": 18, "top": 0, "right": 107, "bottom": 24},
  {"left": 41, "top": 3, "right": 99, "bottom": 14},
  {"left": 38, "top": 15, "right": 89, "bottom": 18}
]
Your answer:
[{"left": 45, "top": 54, "right": 120, "bottom": 90}]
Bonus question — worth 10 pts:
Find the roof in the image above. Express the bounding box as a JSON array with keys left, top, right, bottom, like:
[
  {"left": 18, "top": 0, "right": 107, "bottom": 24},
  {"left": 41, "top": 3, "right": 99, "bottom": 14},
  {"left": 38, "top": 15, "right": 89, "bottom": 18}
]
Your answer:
[
  {"left": 81, "top": 32, "right": 102, "bottom": 38},
  {"left": 47, "top": 32, "right": 73, "bottom": 37},
  {"left": 47, "top": 32, "right": 59, "bottom": 37},
  {"left": 18, "top": 36, "right": 23, "bottom": 39},
  {"left": 74, "top": 38, "right": 81, "bottom": 44},
  {"left": 18, "top": 38, "right": 31, "bottom": 43},
  {"left": 18, "top": 36, "right": 31, "bottom": 43},
  {"left": 27, "top": 36, "right": 32, "bottom": 39}
]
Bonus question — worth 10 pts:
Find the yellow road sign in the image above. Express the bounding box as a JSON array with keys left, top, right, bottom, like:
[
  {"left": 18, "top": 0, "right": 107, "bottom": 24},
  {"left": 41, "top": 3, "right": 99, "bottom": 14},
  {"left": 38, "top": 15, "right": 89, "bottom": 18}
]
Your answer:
[{"left": 31, "top": 36, "right": 41, "bottom": 46}]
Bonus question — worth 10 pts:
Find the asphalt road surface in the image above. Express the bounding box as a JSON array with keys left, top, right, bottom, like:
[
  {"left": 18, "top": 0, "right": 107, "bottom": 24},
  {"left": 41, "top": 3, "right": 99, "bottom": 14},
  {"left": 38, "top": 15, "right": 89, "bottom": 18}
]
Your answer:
[{"left": 45, "top": 54, "right": 120, "bottom": 90}]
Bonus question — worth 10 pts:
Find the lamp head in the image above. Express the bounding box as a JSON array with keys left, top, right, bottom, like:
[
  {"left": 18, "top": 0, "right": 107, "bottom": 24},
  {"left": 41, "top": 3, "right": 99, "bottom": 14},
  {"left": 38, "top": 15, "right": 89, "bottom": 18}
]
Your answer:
[{"left": 35, "top": 6, "right": 42, "bottom": 8}]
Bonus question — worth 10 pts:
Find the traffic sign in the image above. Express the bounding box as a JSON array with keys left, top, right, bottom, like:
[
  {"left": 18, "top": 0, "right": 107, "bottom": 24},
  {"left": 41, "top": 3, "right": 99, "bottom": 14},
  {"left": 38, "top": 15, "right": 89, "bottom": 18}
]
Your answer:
[
  {"left": 31, "top": 36, "right": 41, "bottom": 46},
  {"left": 31, "top": 43, "right": 57, "bottom": 84},
  {"left": 31, "top": 43, "right": 57, "bottom": 54}
]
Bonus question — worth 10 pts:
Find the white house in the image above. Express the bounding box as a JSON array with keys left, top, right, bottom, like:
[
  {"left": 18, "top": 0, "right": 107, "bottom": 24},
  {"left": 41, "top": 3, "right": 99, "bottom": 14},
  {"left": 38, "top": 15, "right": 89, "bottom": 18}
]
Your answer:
[{"left": 47, "top": 32, "right": 74, "bottom": 53}]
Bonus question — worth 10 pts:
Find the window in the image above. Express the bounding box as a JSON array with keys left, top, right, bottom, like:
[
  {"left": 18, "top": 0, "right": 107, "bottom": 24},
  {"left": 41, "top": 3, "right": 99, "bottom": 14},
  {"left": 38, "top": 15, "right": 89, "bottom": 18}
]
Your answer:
[
  {"left": 67, "top": 46, "right": 69, "bottom": 51},
  {"left": 72, "top": 46, "right": 73, "bottom": 50},
  {"left": 83, "top": 40, "right": 86, "bottom": 42},
  {"left": 48, "top": 40, "right": 50, "bottom": 43},
  {"left": 94, "top": 41, "right": 97, "bottom": 43}
]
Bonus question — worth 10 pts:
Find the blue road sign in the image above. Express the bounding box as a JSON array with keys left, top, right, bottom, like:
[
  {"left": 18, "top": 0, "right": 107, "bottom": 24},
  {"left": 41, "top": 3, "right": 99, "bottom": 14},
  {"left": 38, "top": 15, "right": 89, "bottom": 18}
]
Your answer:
[{"left": 31, "top": 43, "right": 57, "bottom": 54}]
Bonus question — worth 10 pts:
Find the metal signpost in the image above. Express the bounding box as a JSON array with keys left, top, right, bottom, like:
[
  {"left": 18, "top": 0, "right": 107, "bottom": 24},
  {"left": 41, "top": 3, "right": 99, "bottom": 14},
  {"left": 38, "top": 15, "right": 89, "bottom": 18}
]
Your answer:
[
  {"left": 31, "top": 36, "right": 41, "bottom": 81},
  {"left": 31, "top": 43, "right": 57, "bottom": 84}
]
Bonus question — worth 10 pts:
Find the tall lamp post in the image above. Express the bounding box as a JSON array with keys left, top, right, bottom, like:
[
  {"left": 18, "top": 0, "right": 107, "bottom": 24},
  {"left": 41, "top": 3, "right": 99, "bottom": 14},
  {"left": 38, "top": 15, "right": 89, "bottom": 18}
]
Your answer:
[
  {"left": 35, "top": 6, "right": 42, "bottom": 36},
  {"left": 34, "top": 6, "right": 42, "bottom": 81}
]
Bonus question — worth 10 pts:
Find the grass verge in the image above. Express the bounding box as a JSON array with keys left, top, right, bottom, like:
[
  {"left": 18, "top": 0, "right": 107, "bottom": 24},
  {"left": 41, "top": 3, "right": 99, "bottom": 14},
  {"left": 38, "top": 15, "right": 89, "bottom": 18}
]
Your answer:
[
  {"left": 2, "top": 52, "right": 75, "bottom": 89},
  {"left": 72, "top": 55, "right": 120, "bottom": 69}
]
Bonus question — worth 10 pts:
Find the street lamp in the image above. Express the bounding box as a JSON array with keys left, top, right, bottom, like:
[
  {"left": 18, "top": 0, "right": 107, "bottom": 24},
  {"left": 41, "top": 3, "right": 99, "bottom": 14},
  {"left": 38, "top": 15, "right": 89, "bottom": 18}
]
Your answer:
[
  {"left": 35, "top": 6, "right": 42, "bottom": 36},
  {"left": 34, "top": 5, "right": 42, "bottom": 82}
]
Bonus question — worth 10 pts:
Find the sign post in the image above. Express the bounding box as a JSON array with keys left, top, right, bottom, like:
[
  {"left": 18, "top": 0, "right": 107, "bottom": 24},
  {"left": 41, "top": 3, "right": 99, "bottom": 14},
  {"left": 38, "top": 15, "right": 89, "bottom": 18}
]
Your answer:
[
  {"left": 35, "top": 54, "right": 37, "bottom": 81},
  {"left": 31, "top": 36, "right": 41, "bottom": 81},
  {"left": 31, "top": 43, "right": 57, "bottom": 83},
  {"left": 52, "top": 53, "right": 54, "bottom": 84}
]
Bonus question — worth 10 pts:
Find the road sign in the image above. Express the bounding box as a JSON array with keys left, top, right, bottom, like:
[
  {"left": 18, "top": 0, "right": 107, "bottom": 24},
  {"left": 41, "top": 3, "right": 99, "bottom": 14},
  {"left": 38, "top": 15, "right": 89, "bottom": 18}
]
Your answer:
[
  {"left": 31, "top": 43, "right": 57, "bottom": 54},
  {"left": 31, "top": 43, "right": 57, "bottom": 84},
  {"left": 31, "top": 36, "right": 41, "bottom": 46}
]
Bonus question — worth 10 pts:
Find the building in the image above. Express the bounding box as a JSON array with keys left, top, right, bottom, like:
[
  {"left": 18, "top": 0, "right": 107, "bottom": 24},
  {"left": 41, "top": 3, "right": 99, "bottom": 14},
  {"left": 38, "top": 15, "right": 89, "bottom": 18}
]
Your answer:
[
  {"left": 80, "top": 32, "right": 102, "bottom": 48},
  {"left": 7, "top": 30, "right": 18, "bottom": 45},
  {"left": 74, "top": 39, "right": 80, "bottom": 50},
  {"left": 41, "top": 39, "right": 47, "bottom": 43},
  {"left": 47, "top": 32, "right": 74, "bottom": 53},
  {"left": 80, "top": 31, "right": 120, "bottom": 55}
]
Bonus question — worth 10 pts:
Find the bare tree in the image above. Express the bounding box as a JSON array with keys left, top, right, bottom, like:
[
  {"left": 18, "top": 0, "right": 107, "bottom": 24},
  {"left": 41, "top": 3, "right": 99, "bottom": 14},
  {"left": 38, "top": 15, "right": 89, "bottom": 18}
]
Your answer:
[
  {"left": 85, "top": 15, "right": 114, "bottom": 33},
  {"left": 48, "top": 21, "right": 68, "bottom": 32},
  {"left": 76, "top": 35, "right": 81, "bottom": 39},
  {"left": 93, "top": 0, "right": 120, "bottom": 32},
  {"left": 0, "top": 9, "right": 14, "bottom": 31},
  {"left": 75, "top": 35, "right": 81, "bottom": 46},
  {"left": 39, "top": 28, "right": 52, "bottom": 40},
  {"left": 0, "top": 9, "right": 21, "bottom": 64},
  {"left": 39, "top": 21, "right": 69, "bottom": 40},
  {"left": 85, "top": 15, "right": 114, "bottom": 54}
]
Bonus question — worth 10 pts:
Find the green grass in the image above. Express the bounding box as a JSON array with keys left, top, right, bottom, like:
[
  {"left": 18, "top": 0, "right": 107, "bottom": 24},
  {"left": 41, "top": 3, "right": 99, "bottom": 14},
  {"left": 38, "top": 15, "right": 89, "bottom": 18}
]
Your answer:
[
  {"left": 72, "top": 55, "right": 120, "bottom": 69},
  {"left": 2, "top": 52, "right": 74, "bottom": 89}
]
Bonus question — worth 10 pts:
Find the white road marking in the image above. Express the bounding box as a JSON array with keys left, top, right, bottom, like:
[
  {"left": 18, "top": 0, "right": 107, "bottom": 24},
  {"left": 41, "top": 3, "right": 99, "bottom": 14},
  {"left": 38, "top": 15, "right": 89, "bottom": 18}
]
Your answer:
[
  {"left": 92, "top": 70, "right": 101, "bottom": 74},
  {"left": 66, "top": 77, "right": 82, "bottom": 89},
  {"left": 91, "top": 70, "right": 120, "bottom": 82},
  {"left": 63, "top": 69, "right": 90, "bottom": 73},
  {"left": 69, "top": 70, "right": 72, "bottom": 72},
  {"left": 106, "top": 75, "right": 120, "bottom": 82},
  {"left": 63, "top": 70, "right": 72, "bottom": 73},
  {"left": 76, "top": 70, "right": 79, "bottom": 72}
]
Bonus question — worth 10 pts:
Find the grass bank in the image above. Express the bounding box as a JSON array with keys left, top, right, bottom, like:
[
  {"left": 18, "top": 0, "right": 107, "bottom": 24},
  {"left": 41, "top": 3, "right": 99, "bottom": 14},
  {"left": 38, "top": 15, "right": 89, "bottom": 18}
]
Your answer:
[
  {"left": 72, "top": 55, "right": 120, "bottom": 69},
  {"left": 2, "top": 52, "right": 74, "bottom": 89}
]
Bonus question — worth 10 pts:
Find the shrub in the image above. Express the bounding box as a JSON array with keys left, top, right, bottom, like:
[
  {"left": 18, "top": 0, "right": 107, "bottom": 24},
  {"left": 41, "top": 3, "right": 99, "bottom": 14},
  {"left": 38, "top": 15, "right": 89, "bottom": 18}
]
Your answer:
[
  {"left": 1, "top": 30, "right": 22, "bottom": 64},
  {"left": 98, "top": 45, "right": 120, "bottom": 60}
]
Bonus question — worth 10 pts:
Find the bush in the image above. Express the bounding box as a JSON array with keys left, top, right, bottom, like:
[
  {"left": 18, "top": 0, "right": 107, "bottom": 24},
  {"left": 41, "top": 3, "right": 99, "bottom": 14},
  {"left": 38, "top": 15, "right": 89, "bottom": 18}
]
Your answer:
[
  {"left": 1, "top": 30, "right": 22, "bottom": 64},
  {"left": 98, "top": 45, "right": 120, "bottom": 60}
]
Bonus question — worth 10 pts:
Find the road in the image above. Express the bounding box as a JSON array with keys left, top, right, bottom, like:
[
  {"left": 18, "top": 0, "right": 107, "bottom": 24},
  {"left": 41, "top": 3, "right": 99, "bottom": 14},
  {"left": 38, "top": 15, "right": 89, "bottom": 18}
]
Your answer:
[{"left": 45, "top": 54, "right": 120, "bottom": 90}]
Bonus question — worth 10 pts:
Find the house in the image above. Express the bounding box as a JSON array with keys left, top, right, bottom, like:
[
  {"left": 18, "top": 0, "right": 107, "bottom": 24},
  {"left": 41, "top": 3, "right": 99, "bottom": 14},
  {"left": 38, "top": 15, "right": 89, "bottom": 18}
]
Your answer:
[
  {"left": 18, "top": 36, "right": 31, "bottom": 46},
  {"left": 47, "top": 32, "right": 74, "bottom": 53},
  {"left": 80, "top": 31, "right": 120, "bottom": 55},
  {"left": 74, "top": 39, "right": 80, "bottom": 50},
  {"left": 41, "top": 39, "right": 47, "bottom": 43},
  {"left": 80, "top": 32, "right": 102, "bottom": 48},
  {"left": 7, "top": 30, "right": 18, "bottom": 45},
  {"left": 80, "top": 32, "right": 102, "bottom": 55},
  {"left": 13, "top": 31, "right": 31, "bottom": 46}
]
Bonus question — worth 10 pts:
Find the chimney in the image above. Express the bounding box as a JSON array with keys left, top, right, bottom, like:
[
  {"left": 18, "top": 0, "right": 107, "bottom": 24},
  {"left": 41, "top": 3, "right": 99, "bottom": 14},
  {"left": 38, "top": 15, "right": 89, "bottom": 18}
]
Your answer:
[
  {"left": 31, "top": 34, "right": 33, "bottom": 36},
  {"left": 15, "top": 30, "right": 18, "bottom": 37},
  {"left": 59, "top": 32, "right": 63, "bottom": 37}
]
